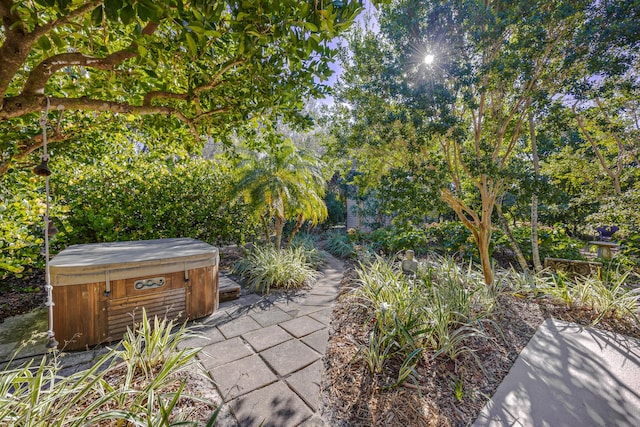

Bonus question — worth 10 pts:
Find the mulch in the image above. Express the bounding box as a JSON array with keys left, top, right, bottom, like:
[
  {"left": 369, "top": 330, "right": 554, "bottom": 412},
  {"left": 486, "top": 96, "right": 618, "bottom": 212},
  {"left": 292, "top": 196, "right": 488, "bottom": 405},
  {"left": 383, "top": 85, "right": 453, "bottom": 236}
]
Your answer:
[{"left": 321, "top": 265, "right": 640, "bottom": 427}]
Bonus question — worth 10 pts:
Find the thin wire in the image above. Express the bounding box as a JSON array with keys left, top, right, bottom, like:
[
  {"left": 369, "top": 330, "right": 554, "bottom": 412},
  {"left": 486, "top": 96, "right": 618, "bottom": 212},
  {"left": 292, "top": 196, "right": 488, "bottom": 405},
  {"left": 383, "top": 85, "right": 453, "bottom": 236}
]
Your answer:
[{"left": 41, "top": 97, "right": 57, "bottom": 350}]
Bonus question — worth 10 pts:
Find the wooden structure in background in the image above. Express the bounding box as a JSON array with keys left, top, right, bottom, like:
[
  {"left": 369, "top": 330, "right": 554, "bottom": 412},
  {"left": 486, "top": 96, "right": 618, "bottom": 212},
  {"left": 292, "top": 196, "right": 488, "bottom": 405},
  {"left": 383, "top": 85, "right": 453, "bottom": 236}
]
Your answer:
[{"left": 50, "top": 238, "right": 218, "bottom": 350}]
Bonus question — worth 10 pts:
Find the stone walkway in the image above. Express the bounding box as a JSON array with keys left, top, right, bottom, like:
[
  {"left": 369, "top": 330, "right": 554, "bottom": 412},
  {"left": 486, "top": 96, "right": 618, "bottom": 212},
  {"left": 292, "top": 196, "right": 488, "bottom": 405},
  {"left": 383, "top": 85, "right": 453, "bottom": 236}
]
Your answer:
[
  {"left": 179, "top": 254, "right": 344, "bottom": 426},
  {"left": 0, "top": 254, "right": 344, "bottom": 427}
]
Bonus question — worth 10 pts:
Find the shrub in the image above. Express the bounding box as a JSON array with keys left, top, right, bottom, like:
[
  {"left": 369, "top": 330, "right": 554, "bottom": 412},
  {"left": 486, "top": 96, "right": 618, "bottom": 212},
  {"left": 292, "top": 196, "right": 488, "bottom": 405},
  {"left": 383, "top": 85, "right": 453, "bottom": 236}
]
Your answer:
[
  {"left": 364, "top": 225, "right": 431, "bottom": 255},
  {"left": 290, "top": 233, "right": 327, "bottom": 268},
  {"left": 424, "top": 222, "right": 476, "bottom": 260},
  {"left": 0, "top": 308, "right": 218, "bottom": 426},
  {"left": 232, "top": 246, "right": 321, "bottom": 293},
  {"left": 351, "top": 254, "right": 497, "bottom": 388},
  {"left": 54, "top": 154, "right": 258, "bottom": 248},
  {"left": 2, "top": 152, "right": 260, "bottom": 282},
  {"left": 324, "top": 231, "right": 356, "bottom": 259},
  {"left": 493, "top": 225, "right": 584, "bottom": 262},
  {"left": 0, "top": 169, "right": 57, "bottom": 281}
]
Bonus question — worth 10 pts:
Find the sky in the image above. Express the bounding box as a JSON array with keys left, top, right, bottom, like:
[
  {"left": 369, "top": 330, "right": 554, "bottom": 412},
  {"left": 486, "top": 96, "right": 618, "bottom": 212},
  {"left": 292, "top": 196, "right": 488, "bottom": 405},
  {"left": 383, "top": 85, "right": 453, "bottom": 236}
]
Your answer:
[{"left": 319, "top": 0, "right": 380, "bottom": 105}]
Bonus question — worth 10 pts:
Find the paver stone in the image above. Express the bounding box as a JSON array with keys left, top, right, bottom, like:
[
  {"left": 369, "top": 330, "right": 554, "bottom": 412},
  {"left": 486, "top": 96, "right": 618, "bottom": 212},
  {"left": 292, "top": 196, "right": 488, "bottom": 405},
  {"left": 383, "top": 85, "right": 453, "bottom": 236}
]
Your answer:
[{"left": 211, "top": 354, "right": 277, "bottom": 400}]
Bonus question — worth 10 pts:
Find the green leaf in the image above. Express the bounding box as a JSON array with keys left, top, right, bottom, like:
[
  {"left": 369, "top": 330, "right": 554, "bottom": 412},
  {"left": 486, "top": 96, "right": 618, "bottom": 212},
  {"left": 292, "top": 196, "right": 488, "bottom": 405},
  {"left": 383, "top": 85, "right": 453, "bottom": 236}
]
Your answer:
[
  {"left": 103, "top": 0, "right": 120, "bottom": 22},
  {"left": 185, "top": 32, "right": 198, "bottom": 56},
  {"left": 90, "top": 5, "right": 103, "bottom": 26},
  {"left": 137, "top": 0, "right": 162, "bottom": 21},
  {"left": 37, "top": 36, "right": 51, "bottom": 51},
  {"left": 120, "top": 5, "right": 135, "bottom": 25},
  {"left": 304, "top": 22, "right": 318, "bottom": 32}
]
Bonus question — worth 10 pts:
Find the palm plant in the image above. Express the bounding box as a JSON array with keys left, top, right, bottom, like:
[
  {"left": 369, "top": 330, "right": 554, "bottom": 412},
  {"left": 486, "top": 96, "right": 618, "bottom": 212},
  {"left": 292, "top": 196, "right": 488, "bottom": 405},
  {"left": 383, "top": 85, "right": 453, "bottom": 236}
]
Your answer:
[{"left": 232, "top": 141, "right": 328, "bottom": 249}]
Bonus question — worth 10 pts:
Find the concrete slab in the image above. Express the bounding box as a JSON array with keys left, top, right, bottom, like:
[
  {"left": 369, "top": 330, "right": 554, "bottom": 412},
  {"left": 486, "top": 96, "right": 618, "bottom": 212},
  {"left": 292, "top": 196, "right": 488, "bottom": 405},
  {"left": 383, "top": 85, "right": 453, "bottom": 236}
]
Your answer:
[
  {"left": 217, "top": 316, "right": 262, "bottom": 339},
  {"left": 261, "top": 339, "right": 320, "bottom": 376},
  {"left": 298, "top": 414, "right": 328, "bottom": 427},
  {"left": 308, "top": 308, "right": 334, "bottom": 326},
  {"left": 279, "top": 316, "right": 325, "bottom": 338},
  {"left": 198, "top": 310, "right": 233, "bottom": 327},
  {"left": 234, "top": 293, "right": 264, "bottom": 307},
  {"left": 199, "top": 337, "right": 253, "bottom": 369},
  {"left": 243, "top": 325, "right": 293, "bottom": 352},
  {"left": 286, "top": 360, "right": 323, "bottom": 411},
  {"left": 301, "top": 294, "right": 336, "bottom": 307},
  {"left": 229, "top": 381, "right": 313, "bottom": 427},
  {"left": 249, "top": 306, "right": 293, "bottom": 327},
  {"left": 179, "top": 328, "right": 225, "bottom": 350},
  {"left": 301, "top": 328, "right": 329, "bottom": 354},
  {"left": 473, "top": 319, "right": 640, "bottom": 427},
  {"left": 211, "top": 353, "right": 277, "bottom": 400},
  {"left": 306, "top": 285, "right": 338, "bottom": 297}
]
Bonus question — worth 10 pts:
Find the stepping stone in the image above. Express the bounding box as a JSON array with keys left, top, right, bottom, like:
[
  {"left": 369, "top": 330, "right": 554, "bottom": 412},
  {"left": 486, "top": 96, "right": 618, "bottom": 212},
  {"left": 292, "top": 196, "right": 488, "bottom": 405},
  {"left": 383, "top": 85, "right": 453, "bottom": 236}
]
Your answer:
[
  {"left": 243, "top": 325, "right": 293, "bottom": 352},
  {"left": 217, "top": 316, "right": 262, "bottom": 339},
  {"left": 309, "top": 308, "right": 333, "bottom": 326},
  {"left": 199, "top": 336, "right": 253, "bottom": 369},
  {"left": 249, "top": 307, "right": 293, "bottom": 327},
  {"left": 279, "top": 316, "right": 325, "bottom": 338},
  {"left": 260, "top": 339, "right": 319, "bottom": 376},
  {"left": 179, "top": 328, "right": 225, "bottom": 349},
  {"left": 229, "top": 381, "right": 313, "bottom": 427},
  {"left": 301, "top": 328, "right": 329, "bottom": 354},
  {"left": 199, "top": 310, "right": 233, "bottom": 327},
  {"left": 299, "top": 414, "right": 328, "bottom": 427},
  {"left": 211, "top": 354, "right": 277, "bottom": 400},
  {"left": 286, "top": 360, "right": 323, "bottom": 411}
]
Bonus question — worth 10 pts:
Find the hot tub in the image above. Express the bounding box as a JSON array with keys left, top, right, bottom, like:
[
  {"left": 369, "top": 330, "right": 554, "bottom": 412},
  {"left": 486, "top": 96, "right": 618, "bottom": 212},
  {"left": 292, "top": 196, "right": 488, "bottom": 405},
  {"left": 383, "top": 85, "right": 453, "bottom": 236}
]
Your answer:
[{"left": 49, "top": 238, "right": 219, "bottom": 350}]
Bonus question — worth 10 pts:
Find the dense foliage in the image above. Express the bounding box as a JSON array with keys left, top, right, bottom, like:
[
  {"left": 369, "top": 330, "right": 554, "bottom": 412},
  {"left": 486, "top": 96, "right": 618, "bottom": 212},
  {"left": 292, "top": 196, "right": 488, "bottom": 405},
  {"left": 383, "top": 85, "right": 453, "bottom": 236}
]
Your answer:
[
  {"left": 324, "top": 221, "right": 585, "bottom": 269},
  {"left": 329, "top": 0, "right": 640, "bottom": 284},
  {"left": 54, "top": 154, "right": 255, "bottom": 247},
  {"left": 231, "top": 141, "right": 328, "bottom": 249},
  {"left": 1, "top": 144, "right": 258, "bottom": 281},
  {"left": 1, "top": 0, "right": 365, "bottom": 176},
  {"left": 232, "top": 245, "right": 322, "bottom": 294}
]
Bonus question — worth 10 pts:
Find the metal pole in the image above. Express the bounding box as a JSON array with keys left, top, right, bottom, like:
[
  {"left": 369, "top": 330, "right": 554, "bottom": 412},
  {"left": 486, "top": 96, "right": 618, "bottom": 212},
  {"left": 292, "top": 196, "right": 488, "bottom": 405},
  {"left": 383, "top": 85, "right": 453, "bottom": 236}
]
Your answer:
[{"left": 40, "top": 98, "right": 58, "bottom": 350}]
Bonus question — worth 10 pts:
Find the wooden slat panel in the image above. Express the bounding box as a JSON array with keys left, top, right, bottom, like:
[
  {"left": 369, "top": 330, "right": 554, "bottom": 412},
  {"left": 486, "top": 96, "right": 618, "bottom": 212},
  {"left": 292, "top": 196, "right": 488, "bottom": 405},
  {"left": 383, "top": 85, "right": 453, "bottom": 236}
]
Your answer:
[
  {"left": 53, "top": 282, "right": 102, "bottom": 350},
  {"left": 106, "top": 288, "right": 186, "bottom": 341},
  {"left": 187, "top": 265, "right": 218, "bottom": 319}
]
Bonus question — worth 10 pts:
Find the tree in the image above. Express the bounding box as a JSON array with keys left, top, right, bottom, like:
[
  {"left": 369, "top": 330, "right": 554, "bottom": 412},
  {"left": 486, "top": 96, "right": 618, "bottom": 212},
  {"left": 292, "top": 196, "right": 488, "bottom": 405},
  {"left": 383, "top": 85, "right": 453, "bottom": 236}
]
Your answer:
[
  {"left": 332, "top": 1, "right": 591, "bottom": 286},
  {"left": 232, "top": 140, "right": 327, "bottom": 249},
  {"left": 0, "top": 0, "right": 364, "bottom": 175}
]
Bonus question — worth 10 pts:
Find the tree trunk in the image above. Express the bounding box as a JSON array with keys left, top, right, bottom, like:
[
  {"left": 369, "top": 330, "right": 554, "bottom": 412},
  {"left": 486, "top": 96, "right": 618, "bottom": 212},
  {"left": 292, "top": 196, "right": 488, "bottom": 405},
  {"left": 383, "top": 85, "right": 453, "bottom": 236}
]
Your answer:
[
  {"left": 495, "top": 201, "right": 530, "bottom": 272},
  {"left": 441, "top": 186, "right": 496, "bottom": 287},
  {"left": 477, "top": 220, "right": 494, "bottom": 288},
  {"left": 261, "top": 215, "right": 271, "bottom": 246},
  {"left": 286, "top": 214, "right": 305, "bottom": 249},
  {"left": 529, "top": 113, "right": 543, "bottom": 271},
  {"left": 530, "top": 194, "right": 542, "bottom": 270},
  {"left": 274, "top": 215, "right": 284, "bottom": 249}
]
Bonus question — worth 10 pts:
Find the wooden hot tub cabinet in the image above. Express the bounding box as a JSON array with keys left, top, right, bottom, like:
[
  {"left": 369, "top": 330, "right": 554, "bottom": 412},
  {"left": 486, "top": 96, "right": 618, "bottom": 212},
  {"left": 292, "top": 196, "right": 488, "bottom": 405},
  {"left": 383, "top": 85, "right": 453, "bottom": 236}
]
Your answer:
[{"left": 49, "top": 238, "right": 219, "bottom": 350}]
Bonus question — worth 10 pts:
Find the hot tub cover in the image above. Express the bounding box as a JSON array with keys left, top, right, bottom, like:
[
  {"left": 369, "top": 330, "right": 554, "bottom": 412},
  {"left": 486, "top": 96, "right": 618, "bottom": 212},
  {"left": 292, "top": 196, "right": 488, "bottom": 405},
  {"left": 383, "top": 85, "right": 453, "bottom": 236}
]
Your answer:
[{"left": 50, "top": 238, "right": 218, "bottom": 285}]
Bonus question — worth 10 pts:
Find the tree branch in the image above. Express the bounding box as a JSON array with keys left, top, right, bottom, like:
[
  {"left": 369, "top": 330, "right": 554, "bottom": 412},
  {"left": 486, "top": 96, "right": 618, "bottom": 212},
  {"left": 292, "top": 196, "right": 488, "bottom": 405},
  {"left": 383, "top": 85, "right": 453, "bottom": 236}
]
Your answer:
[
  {"left": 22, "top": 22, "right": 158, "bottom": 95},
  {"left": 194, "top": 60, "right": 245, "bottom": 96},
  {"left": 0, "top": 0, "right": 104, "bottom": 101},
  {"left": 574, "top": 110, "right": 621, "bottom": 194},
  {"left": 143, "top": 91, "right": 189, "bottom": 106},
  {"left": 32, "top": 0, "right": 103, "bottom": 40},
  {"left": 1, "top": 95, "right": 186, "bottom": 122},
  {"left": 0, "top": 131, "right": 67, "bottom": 176}
]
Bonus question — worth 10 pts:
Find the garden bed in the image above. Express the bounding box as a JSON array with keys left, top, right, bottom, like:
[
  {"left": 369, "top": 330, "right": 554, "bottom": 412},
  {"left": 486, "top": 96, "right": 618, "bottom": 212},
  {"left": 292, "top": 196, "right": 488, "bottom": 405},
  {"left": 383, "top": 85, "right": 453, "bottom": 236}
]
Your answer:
[{"left": 322, "top": 264, "right": 640, "bottom": 427}]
